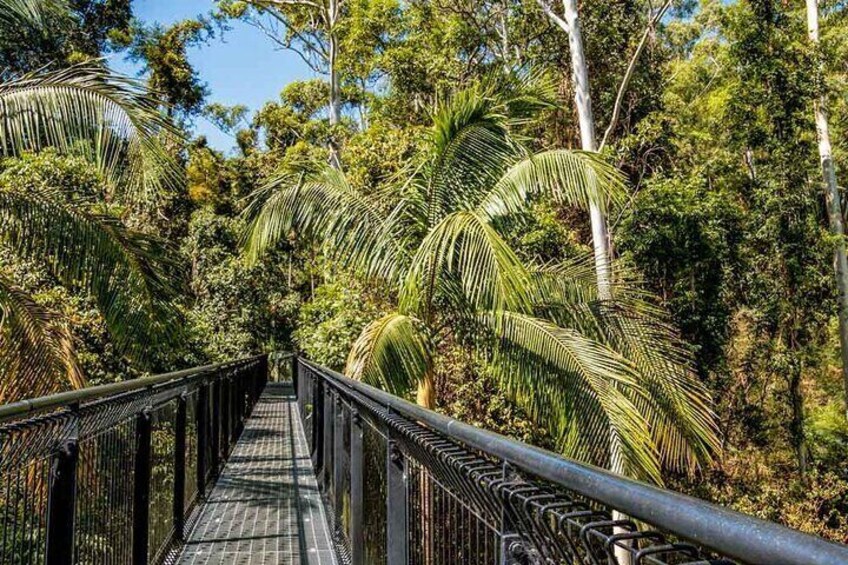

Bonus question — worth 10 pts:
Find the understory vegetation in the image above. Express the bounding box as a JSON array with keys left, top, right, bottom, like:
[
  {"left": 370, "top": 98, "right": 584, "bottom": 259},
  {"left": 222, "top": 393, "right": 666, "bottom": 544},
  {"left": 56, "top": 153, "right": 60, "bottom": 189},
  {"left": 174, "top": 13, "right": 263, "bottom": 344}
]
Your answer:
[{"left": 2, "top": 0, "right": 848, "bottom": 542}]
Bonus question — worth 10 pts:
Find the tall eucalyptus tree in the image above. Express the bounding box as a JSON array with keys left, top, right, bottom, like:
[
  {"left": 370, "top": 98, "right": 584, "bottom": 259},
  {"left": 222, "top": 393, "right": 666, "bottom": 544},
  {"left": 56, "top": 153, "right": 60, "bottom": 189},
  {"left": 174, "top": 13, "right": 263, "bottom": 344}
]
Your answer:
[{"left": 805, "top": 0, "right": 848, "bottom": 418}]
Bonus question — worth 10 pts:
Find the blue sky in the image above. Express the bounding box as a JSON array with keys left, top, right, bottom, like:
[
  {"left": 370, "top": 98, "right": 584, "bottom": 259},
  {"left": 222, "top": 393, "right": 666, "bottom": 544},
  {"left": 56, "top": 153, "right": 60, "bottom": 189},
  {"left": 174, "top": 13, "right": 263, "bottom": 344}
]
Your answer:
[{"left": 109, "top": 0, "right": 315, "bottom": 152}]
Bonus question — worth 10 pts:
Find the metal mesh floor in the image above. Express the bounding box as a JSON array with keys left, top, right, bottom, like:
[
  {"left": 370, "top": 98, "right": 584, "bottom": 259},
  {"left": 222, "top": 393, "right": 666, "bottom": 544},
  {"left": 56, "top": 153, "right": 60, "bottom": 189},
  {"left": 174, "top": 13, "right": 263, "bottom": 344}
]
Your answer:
[{"left": 178, "top": 383, "right": 338, "bottom": 565}]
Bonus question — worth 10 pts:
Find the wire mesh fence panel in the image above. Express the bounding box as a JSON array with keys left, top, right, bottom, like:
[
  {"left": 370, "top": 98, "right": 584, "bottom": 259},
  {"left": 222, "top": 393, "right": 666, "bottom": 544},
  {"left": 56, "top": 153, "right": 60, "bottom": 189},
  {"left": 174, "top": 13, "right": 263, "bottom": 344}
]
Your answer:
[
  {"left": 406, "top": 458, "right": 499, "bottom": 565},
  {"left": 184, "top": 391, "right": 199, "bottom": 516},
  {"left": 0, "top": 456, "right": 51, "bottom": 564},
  {"left": 148, "top": 399, "right": 177, "bottom": 563},
  {"left": 339, "top": 405, "right": 351, "bottom": 542},
  {"left": 74, "top": 419, "right": 136, "bottom": 564},
  {"left": 361, "top": 416, "right": 387, "bottom": 565}
]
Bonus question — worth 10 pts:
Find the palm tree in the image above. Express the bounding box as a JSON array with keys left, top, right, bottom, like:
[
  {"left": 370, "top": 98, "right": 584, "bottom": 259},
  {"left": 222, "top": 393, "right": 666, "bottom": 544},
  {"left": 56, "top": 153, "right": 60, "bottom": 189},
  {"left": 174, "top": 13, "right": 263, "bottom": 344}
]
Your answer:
[
  {"left": 243, "top": 75, "right": 719, "bottom": 481},
  {"left": 0, "top": 1, "right": 185, "bottom": 401}
]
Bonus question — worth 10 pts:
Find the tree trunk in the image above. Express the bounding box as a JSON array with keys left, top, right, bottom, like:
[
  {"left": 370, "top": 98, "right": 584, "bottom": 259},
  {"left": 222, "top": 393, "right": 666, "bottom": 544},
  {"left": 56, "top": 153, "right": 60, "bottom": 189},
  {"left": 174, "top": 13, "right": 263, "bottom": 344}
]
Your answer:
[
  {"left": 806, "top": 0, "right": 848, "bottom": 418},
  {"left": 788, "top": 356, "right": 808, "bottom": 476},
  {"left": 560, "top": 0, "right": 612, "bottom": 300},
  {"left": 557, "top": 1, "right": 626, "bottom": 561},
  {"left": 416, "top": 369, "right": 436, "bottom": 409},
  {"left": 327, "top": 0, "right": 342, "bottom": 169}
]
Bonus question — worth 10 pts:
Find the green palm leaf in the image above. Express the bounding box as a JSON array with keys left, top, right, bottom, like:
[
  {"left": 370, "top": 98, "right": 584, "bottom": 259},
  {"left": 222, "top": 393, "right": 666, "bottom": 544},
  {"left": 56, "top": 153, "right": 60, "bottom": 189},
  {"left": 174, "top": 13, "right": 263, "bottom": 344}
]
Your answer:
[
  {"left": 484, "top": 310, "right": 663, "bottom": 483},
  {"left": 0, "top": 64, "right": 182, "bottom": 203},
  {"left": 477, "top": 149, "right": 628, "bottom": 220},
  {"left": 0, "top": 0, "right": 63, "bottom": 25},
  {"left": 400, "top": 210, "right": 534, "bottom": 316},
  {"left": 530, "top": 259, "right": 720, "bottom": 473},
  {"left": 0, "top": 273, "right": 84, "bottom": 402},
  {"left": 0, "top": 187, "right": 184, "bottom": 362},
  {"left": 242, "top": 167, "right": 413, "bottom": 282},
  {"left": 345, "top": 312, "right": 432, "bottom": 396}
]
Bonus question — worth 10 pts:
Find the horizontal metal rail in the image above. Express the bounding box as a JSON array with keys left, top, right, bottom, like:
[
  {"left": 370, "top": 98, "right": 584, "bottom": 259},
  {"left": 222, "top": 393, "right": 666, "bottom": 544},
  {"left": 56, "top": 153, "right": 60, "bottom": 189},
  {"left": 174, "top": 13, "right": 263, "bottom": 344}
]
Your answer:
[
  {"left": 296, "top": 356, "right": 848, "bottom": 565},
  {"left": 0, "top": 354, "right": 269, "bottom": 423},
  {"left": 0, "top": 353, "right": 272, "bottom": 565}
]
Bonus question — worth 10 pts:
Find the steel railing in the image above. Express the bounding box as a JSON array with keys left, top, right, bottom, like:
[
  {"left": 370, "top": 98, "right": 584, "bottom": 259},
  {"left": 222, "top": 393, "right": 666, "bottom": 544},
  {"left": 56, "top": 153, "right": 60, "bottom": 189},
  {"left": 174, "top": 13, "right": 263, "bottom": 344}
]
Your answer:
[
  {"left": 293, "top": 356, "right": 848, "bottom": 565},
  {"left": 0, "top": 353, "right": 269, "bottom": 565}
]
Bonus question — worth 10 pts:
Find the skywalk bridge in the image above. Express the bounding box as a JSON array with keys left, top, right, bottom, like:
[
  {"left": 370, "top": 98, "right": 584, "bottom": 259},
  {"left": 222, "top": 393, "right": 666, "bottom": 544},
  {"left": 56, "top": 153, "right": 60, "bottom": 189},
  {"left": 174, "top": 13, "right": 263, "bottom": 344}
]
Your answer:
[{"left": 0, "top": 353, "right": 847, "bottom": 565}]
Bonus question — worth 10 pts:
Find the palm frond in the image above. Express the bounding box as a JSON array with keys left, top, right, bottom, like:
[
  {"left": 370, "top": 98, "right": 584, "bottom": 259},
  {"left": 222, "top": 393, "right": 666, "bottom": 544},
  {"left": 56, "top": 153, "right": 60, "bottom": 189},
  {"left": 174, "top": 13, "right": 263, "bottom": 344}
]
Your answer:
[
  {"left": 345, "top": 312, "right": 432, "bottom": 396},
  {"left": 484, "top": 310, "right": 663, "bottom": 483},
  {"left": 529, "top": 260, "right": 720, "bottom": 473},
  {"left": 242, "top": 166, "right": 412, "bottom": 282},
  {"left": 0, "top": 0, "right": 64, "bottom": 25},
  {"left": 0, "top": 274, "right": 84, "bottom": 403},
  {"left": 477, "top": 150, "right": 628, "bottom": 220},
  {"left": 0, "top": 64, "right": 182, "bottom": 203},
  {"left": 0, "top": 187, "right": 184, "bottom": 362},
  {"left": 400, "top": 210, "right": 534, "bottom": 316}
]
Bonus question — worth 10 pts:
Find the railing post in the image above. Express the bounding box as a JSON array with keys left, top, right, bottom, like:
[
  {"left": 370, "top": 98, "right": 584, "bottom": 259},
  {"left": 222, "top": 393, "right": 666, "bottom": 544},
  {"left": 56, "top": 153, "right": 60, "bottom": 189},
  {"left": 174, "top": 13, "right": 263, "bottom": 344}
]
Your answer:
[
  {"left": 498, "top": 462, "right": 528, "bottom": 565},
  {"left": 132, "top": 407, "right": 152, "bottom": 565},
  {"left": 45, "top": 431, "right": 78, "bottom": 565},
  {"left": 349, "top": 409, "right": 364, "bottom": 565},
  {"left": 386, "top": 439, "right": 408, "bottom": 564},
  {"left": 312, "top": 376, "right": 324, "bottom": 470},
  {"left": 333, "top": 395, "right": 345, "bottom": 520},
  {"left": 291, "top": 354, "right": 298, "bottom": 395},
  {"left": 211, "top": 379, "right": 221, "bottom": 475},
  {"left": 197, "top": 383, "right": 208, "bottom": 498},
  {"left": 173, "top": 393, "right": 187, "bottom": 541},
  {"left": 222, "top": 377, "right": 231, "bottom": 457},
  {"left": 322, "top": 387, "right": 334, "bottom": 489}
]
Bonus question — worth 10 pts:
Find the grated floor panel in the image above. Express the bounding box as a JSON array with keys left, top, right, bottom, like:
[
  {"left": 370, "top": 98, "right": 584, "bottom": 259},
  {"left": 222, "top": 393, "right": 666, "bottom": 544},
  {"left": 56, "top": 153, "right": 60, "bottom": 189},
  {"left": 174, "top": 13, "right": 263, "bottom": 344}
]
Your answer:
[{"left": 178, "top": 383, "right": 337, "bottom": 565}]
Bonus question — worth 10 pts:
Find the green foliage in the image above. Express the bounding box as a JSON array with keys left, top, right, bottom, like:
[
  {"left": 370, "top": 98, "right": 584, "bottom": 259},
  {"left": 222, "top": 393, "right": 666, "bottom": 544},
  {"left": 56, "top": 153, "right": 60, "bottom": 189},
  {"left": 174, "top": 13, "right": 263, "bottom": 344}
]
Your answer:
[
  {"left": 0, "top": 0, "right": 132, "bottom": 72},
  {"left": 128, "top": 18, "right": 213, "bottom": 119},
  {"left": 183, "top": 208, "right": 298, "bottom": 363},
  {"left": 245, "top": 76, "right": 719, "bottom": 481},
  {"left": 619, "top": 175, "right": 743, "bottom": 374},
  {"left": 293, "top": 278, "right": 385, "bottom": 371}
]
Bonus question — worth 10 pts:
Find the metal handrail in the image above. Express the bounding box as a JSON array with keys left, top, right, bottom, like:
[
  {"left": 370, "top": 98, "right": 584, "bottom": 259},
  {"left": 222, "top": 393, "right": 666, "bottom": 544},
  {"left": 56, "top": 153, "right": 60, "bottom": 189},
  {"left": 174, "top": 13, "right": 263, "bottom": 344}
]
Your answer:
[
  {"left": 0, "top": 354, "right": 267, "bottom": 423},
  {"left": 299, "top": 357, "right": 848, "bottom": 565}
]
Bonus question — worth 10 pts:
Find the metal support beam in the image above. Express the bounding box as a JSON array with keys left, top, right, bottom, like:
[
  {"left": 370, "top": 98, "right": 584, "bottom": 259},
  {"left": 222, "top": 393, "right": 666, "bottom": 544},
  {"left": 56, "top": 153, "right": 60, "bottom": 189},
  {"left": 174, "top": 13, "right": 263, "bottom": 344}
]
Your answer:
[
  {"left": 333, "top": 396, "right": 345, "bottom": 524},
  {"left": 322, "top": 387, "right": 334, "bottom": 490},
  {"left": 349, "top": 410, "right": 364, "bottom": 565},
  {"left": 312, "top": 377, "right": 324, "bottom": 471},
  {"left": 132, "top": 408, "right": 152, "bottom": 565},
  {"left": 197, "top": 383, "right": 208, "bottom": 498},
  {"left": 45, "top": 435, "right": 78, "bottom": 565},
  {"left": 211, "top": 380, "right": 221, "bottom": 476},
  {"left": 174, "top": 393, "right": 187, "bottom": 541},
  {"left": 386, "top": 440, "right": 408, "bottom": 565}
]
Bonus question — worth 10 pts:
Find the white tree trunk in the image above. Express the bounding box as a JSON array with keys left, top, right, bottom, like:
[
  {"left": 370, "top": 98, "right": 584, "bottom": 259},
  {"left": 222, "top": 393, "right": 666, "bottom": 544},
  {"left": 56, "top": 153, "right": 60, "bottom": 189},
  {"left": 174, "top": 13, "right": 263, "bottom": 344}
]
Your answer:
[
  {"left": 560, "top": 0, "right": 612, "bottom": 300},
  {"left": 558, "top": 0, "right": 627, "bottom": 561},
  {"left": 806, "top": 0, "right": 848, "bottom": 417}
]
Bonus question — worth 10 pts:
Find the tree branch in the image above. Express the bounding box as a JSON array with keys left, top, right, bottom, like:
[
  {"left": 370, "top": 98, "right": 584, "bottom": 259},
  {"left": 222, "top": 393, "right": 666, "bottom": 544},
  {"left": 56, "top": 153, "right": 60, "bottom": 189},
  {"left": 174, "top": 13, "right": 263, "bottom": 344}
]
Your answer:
[
  {"left": 535, "top": 0, "right": 569, "bottom": 32},
  {"left": 599, "top": 0, "right": 672, "bottom": 150}
]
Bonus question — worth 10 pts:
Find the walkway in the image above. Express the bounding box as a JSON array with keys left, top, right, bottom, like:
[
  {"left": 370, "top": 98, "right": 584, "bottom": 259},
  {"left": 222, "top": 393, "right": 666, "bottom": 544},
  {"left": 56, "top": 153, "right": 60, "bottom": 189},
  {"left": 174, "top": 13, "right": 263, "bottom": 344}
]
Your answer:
[{"left": 178, "top": 383, "right": 338, "bottom": 565}]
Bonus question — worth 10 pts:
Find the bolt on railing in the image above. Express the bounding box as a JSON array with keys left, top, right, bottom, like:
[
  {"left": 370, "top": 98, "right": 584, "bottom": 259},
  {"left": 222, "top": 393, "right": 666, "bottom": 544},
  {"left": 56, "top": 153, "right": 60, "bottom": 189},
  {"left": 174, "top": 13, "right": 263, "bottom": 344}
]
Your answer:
[
  {"left": 0, "top": 354, "right": 268, "bottom": 565},
  {"left": 293, "top": 356, "right": 848, "bottom": 565}
]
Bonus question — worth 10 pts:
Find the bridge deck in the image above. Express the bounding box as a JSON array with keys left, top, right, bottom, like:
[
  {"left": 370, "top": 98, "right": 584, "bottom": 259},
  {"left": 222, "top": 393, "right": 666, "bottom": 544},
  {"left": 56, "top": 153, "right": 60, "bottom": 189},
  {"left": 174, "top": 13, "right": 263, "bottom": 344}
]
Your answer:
[{"left": 178, "top": 383, "right": 337, "bottom": 565}]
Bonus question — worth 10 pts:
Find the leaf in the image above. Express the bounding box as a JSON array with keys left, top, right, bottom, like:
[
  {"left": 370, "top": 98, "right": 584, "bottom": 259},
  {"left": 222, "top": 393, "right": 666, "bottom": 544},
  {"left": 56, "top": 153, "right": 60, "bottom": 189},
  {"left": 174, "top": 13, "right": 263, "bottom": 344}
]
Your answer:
[
  {"left": 478, "top": 149, "right": 628, "bottom": 220},
  {"left": 0, "top": 187, "right": 184, "bottom": 363},
  {"left": 0, "top": 274, "right": 84, "bottom": 403},
  {"left": 0, "top": 64, "right": 183, "bottom": 204},
  {"left": 345, "top": 312, "right": 432, "bottom": 396}
]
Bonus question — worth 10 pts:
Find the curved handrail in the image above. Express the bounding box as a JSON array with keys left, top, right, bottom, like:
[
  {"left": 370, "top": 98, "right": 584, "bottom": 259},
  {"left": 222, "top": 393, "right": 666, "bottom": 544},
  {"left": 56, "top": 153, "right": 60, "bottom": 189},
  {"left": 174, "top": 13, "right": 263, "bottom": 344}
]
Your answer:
[{"left": 301, "top": 358, "right": 848, "bottom": 565}]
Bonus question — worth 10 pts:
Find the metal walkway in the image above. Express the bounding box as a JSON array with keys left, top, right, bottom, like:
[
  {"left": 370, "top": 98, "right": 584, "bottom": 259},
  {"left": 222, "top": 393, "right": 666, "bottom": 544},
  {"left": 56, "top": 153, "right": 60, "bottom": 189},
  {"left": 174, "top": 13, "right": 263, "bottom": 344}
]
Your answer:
[{"left": 178, "top": 383, "right": 338, "bottom": 565}]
